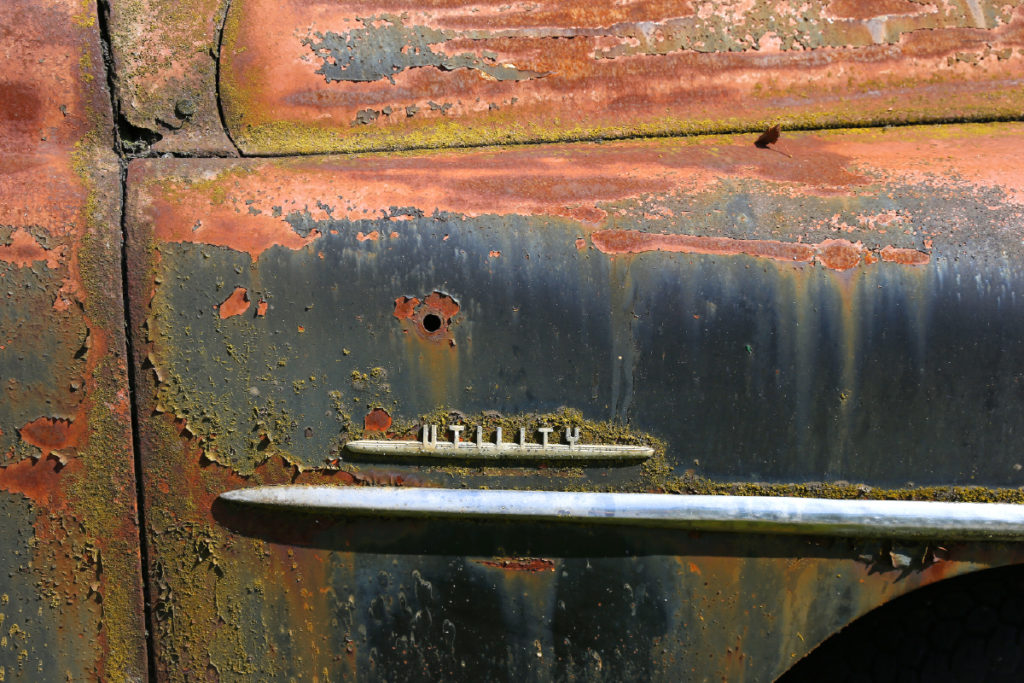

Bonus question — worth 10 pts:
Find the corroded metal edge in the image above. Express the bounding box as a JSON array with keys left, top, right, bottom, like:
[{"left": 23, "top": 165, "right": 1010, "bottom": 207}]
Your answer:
[{"left": 220, "top": 487, "right": 1024, "bottom": 540}]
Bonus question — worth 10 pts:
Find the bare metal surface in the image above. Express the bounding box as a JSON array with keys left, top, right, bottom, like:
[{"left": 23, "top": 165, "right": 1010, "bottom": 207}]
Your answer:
[{"left": 221, "top": 486, "right": 1024, "bottom": 540}]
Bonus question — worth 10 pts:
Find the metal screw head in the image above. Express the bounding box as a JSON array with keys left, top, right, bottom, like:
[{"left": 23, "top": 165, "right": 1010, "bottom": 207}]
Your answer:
[{"left": 174, "top": 98, "right": 197, "bottom": 119}]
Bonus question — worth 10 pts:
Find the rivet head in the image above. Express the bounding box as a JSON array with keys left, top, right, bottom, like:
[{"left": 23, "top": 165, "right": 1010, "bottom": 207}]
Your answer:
[{"left": 174, "top": 98, "right": 197, "bottom": 119}]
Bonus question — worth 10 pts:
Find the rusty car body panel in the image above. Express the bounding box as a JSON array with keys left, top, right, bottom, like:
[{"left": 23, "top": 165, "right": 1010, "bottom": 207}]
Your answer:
[
  {"left": 0, "top": 0, "right": 147, "bottom": 679},
  {"left": 219, "top": 0, "right": 1024, "bottom": 154},
  {"left": 4, "top": 0, "right": 1024, "bottom": 680},
  {"left": 124, "top": 124, "right": 1024, "bottom": 679}
]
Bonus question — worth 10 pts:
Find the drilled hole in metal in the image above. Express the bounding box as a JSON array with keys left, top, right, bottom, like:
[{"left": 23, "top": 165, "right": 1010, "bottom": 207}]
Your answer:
[{"left": 422, "top": 313, "right": 442, "bottom": 333}]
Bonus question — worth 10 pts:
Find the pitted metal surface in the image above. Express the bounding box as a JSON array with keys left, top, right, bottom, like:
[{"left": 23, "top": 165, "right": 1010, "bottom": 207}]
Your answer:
[{"left": 7, "top": 1, "right": 1024, "bottom": 679}]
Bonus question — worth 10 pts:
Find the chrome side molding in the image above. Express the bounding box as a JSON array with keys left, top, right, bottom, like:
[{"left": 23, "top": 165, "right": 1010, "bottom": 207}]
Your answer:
[{"left": 218, "top": 486, "right": 1024, "bottom": 541}]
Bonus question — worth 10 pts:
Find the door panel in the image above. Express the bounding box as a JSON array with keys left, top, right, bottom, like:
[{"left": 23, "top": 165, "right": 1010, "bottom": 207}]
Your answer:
[{"left": 126, "top": 123, "right": 1024, "bottom": 679}]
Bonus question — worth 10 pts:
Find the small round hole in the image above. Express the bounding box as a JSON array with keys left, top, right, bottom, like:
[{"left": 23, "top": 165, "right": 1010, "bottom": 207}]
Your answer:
[{"left": 422, "top": 313, "right": 442, "bottom": 333}]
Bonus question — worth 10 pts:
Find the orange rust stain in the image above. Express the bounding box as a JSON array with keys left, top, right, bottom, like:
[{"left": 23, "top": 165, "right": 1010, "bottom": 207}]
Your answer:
[
  {"left": 146, "top": 192, "right": 319, "bottom": 259},
  {"left": 0, "top": 228, "right": 60, "bottom": 268},
  {"left": 423, "top": 291, "right": 460, "bottom": 319},
  {"left": 297, "top": 325, "right": 305, "bottom": 333},
  {"left": 880, "top": 245, "right": 931, "bottom": 265},
  {"left": 137, "top": 136, "right": 872, "bottom": 241},
  {"left": 0, "top": 456, "right": 77, "bottom": 505},
  {"left": 489, "top": 250, "right": 501, "bottom": 258},
  {"left": 393, "top": 296, "right": 419, "bottom": 320},
  {"left": 356, "top": 230, "right": 379, "bottom": 242},
  {"left": 592, "top": 229, "right": 815, "bottom": 263},
  {"left": 389, "top": 231, "right": 399, "bottom": 238},
  {"left": 476, "top": 557, "right": 556, "bottom": 572},
  {"left": 256, "top": 299, "right": 269, "bottom": 316},
  {"left": 221, "top": 0, "right": 1024, "bottom": 162},
  {"left": 591, "top": 230, "right": 931, "bottom": 271},
  {"left": 218, "top": 286, "right": 250, "bottom": 318},
  {"left": 833, "top": 133, "right": 1024, "bottom": 206},
  {"left": 825, "top": 0, "right": 929, "bottom": 19},
  {"left": 815, "top": 239, "right": 863, "bottom": 271},
  {"left": 688, "top": 562, "right": 702, "bottom": 575},
  {"left": 18, "top": 416, "right": 86, "bottom": 459},
  {"left": 363, "top": 408, "right": 392, "bottom": 433},
  {"left": 394, "top": 291, "right": 460, "bottom": 346},
  {"left": 575, "top": 238, "right": 586, "bottom": 251}
]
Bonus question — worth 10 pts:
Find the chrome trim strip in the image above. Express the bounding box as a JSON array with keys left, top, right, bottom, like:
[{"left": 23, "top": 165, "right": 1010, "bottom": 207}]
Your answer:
[
  {"left": 344, "top": 439, "right": 654, "bottom": 462},
  {"left": 218, "top": 486, "right": 1024, "bottom": 540}
]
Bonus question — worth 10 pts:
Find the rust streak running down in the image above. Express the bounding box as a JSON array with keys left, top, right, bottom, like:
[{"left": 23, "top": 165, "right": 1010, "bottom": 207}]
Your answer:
[{"left": 591, "top": 231, "right": 930, "bottom": 271}]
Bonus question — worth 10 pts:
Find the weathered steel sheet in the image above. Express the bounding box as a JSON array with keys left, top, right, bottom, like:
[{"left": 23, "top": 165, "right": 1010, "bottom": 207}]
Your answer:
[
  {"left": 0, "top": 0, "right": 147, "bottom": 679},
  {"left": 128, "top": 123, "right": 1024, "bottom": 491},
  {"left": 126, "top": 123, "right": 1024, "bottom": 679},
  {"left": 219, "top": 0, "right": 1024, "bottom": 154},
  {"left": 105, "top": 0, "right": 237, "bottom": 155}
]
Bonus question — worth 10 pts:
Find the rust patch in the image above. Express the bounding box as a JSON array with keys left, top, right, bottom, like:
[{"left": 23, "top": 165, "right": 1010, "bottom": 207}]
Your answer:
[
  {"left": 591, "top": 231, "right": 930, "bottom": 271},
  {"left": 826, "top": 0, "right": 933, "bottom": 20},
  {"left": 132, "top": 135, "right": 878, "bottom": 239},
  {"left": 393, "top": 296, "right": 420, "bottom": 320},
  {"left": 393, "top": 291, "right": 460, "bottom": 344},
  {"left": 363, "top": 408, "right": 392, "bottom": 433},
  {"left": 0, "top": 454, "right": 73, "bottom": 504},
  {"left": 0, "top": 228, "right": 61, "bottom": 268},
  {"left": 489, "top": 250, "right": 501, "bottom": 258},
  {"left": 218, "top": 286, "right": 251, "bottom": 319},
  {"left": 356, "top": 230, "right": 380, "bottom": 242},
  {"left": 255, "top": 299, "right": 269, "bottom": 317},
  {"left": 880, "top": 245, "right": 932, "bottom": 265},
  {"left": 143, "top": 171, "right": 321, "bottom": 259},
  {"left": 106, "top": 0, "right": 234, "bottom": 154},
  {"left": 0, "top": 0, "right": 147, "bottom": 677},
  {"left": 423, "top": 291, "right": 460, "bottom": 320},
  {"left": 476, "top": 557, "right": 557, "bottom": 572},
  {"left": 18, "top": 416, "right": 86, "bottom": 460},
  {"left": 815, "top": 239, "right": 863, "bottom": 271},
  {"left": 220, "top": 0, "right": 1024, "bottom": 154}
]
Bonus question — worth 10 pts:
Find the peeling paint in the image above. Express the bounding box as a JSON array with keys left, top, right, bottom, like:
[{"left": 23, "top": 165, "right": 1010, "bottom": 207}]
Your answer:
[
  {"left": 217, "top": 286, "right": 250, "bottom": 318},
  {"left": 592, "top": 230, "right": 930, "bottom": 270},
  {"left": 17, "top": 417, "right": 85, "bottom": 461},
  {"left": 363, "top": 408, "right": 392, "bottom": 433},
  {"left": 304, "top": 18, "right": 549, "bottom": 84},
  {"left": 221, "top": 0, "right": 1024, "bottom": 154},
  {"left": 0, "top": 229, "right": 61, "bottom": 269}
]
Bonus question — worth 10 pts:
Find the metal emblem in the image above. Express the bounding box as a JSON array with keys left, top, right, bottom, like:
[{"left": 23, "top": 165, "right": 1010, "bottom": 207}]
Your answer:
[{"left": 344, "top": 425, "right": 654, "bottom": 463}]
